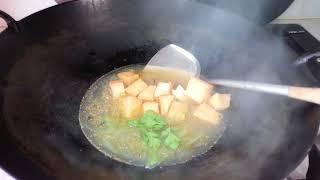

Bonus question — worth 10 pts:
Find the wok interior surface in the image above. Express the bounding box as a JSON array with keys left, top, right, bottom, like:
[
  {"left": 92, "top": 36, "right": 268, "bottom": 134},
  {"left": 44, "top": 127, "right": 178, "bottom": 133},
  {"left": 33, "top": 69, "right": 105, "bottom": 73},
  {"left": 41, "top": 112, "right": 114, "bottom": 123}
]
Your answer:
[{"left": 0, "top": 0, "right": 319, "bottom": 180}]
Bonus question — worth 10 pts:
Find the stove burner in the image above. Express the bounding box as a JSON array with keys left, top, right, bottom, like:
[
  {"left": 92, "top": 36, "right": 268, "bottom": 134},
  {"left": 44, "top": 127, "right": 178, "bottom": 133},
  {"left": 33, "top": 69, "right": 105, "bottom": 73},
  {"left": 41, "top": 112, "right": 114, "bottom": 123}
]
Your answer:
[{"left": 306, "top": 56, "right": 320, "bottom": 82}]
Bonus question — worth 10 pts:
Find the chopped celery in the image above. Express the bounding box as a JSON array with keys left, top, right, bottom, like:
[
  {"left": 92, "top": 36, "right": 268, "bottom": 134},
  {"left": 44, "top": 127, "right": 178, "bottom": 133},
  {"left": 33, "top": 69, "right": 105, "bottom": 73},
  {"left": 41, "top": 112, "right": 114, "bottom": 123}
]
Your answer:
[{"left": 127, "top": 110, "right": 181, "bottom": 166}]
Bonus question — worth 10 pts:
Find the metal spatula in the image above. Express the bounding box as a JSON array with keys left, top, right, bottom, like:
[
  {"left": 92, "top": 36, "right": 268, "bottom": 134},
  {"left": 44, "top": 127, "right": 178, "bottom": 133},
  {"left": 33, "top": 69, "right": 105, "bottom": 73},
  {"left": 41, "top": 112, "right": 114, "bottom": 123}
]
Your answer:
[
  {"left": 146, "top": 44, "right": 201, "bottom": 77},
  {"left": 146, "top": 44, "right": 320, "bottom": 105}
]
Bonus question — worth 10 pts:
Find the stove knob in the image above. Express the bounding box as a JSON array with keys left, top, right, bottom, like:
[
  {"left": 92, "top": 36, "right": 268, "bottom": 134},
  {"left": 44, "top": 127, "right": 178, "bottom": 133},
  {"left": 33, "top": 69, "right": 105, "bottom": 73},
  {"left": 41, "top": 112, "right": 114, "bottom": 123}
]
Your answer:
[{"left": 306, "top": 56, "right": 320, "bottom": 82}]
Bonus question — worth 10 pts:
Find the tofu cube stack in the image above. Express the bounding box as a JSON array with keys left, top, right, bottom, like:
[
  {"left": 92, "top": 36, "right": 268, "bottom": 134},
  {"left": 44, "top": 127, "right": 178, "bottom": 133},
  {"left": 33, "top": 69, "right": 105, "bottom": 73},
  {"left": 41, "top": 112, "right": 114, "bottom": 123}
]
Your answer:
[
  {"left": 117, "top": 71, "right": 139, "bottom": 85},
  {"left": 172, "top": 85, "right": 188, "bottom": 101},
  {"left": 159, "top": 95, "right": 174, "bottom": 116},
  {"left": 138, "top": 85, "right": 156, "bottom": 101},
  {"left": 193, "top": 103, "right": 222, "bottom": 125},
  {"left": 109, "top": 80, "right": 125, "bottom": 98},
  {"left": 120, "top": 96, "right": 142, "bottom": 118},
  {"left": 209, "top": 93, "right": 231, "bottom": 111},
  {"left": 185, "top": 77, "right": 213, "bottom": 104},
  {"left": 154, "top": 82, "right": 172, "bottom": 98},
  {"left": 125, "top": 79, "right": 148, "bottom": 96},
  {"left": 167, "top": 101, "right": 188, "bottom": 125},
  {"left": 109, "top": 71, "right": 231, "bottom": 125}
]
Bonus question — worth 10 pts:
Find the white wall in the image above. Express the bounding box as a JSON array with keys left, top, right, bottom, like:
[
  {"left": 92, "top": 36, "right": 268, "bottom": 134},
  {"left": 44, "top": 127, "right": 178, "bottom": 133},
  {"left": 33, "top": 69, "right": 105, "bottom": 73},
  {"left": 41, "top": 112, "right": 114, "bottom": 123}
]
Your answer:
[
  {"left": 0, "top": 0, "right": 56, "bottom": 21},
  {"left": 278, "top": 0, "right": 320, "bottom": 19},
  {"left": 0, "top": 0, "right": 57, "bottom": 32}
]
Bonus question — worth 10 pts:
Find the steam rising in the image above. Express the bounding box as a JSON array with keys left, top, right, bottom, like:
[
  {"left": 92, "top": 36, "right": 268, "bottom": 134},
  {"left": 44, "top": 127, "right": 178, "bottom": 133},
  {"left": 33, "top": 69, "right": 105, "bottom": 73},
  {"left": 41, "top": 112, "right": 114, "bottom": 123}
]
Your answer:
[
  {"left": 198, "top": 0, "right": 279, "bottom": 23},
  {"left": 107, "top": 0, "right": 312, "bottom": 179}
]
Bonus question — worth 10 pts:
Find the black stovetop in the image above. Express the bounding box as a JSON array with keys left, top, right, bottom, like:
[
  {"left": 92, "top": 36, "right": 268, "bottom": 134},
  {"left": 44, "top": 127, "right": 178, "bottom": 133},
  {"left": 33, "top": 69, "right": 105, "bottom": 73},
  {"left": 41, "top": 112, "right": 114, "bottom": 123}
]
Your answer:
[
  {"left": 268, "top": 24, "right": 320, "bottom": 84},
  {"left": 267, "top": 24, "right": 320, "bottom": 54}
]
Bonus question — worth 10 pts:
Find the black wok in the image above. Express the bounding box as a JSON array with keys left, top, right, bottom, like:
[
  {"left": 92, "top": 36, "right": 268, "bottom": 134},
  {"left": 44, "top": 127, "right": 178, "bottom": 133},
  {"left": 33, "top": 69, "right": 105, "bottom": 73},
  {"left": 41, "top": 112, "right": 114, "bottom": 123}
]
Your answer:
[
  {"left": 198, "top": 0, "right": 294, "bottom": 24},
  {"left": 0, "top": 1, "right": 319, "bottom": 180}
]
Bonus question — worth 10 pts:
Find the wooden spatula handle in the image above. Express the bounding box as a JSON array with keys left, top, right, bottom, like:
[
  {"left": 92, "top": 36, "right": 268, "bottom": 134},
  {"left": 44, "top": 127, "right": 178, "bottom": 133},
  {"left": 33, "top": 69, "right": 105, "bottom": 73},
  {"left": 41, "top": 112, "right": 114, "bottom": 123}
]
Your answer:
[{"left": 288, "top": 87, "right": 320, "bottom": 105}]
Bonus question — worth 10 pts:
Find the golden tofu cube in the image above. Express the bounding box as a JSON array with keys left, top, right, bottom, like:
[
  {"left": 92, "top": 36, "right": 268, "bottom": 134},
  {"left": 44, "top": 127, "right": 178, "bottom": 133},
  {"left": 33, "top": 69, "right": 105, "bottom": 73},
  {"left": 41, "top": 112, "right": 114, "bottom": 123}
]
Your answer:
[
  {"left": 117, "top": 71, "right": 140, "bottom": 86},
  {"left": 167, "top": 101, "right": 188, "bottom": 124},
  {"left": 109, "top": 80, "right": 125, "bottom": 98},
  {"left": 193, "top": 103, "right": 222, "bottom": 125},
  {"left": 172, "top": 85, "right": 187, "bottom": 101},
  {"left": 120, "top": 96, "right": 142, "bottom": 119},
  {"left": 154, "top": 82, "right": 172, "bottom": 98},
  {"left": 209, "top": 93, "right": 231, "bottom": 111},
  {"left": 186, "top": 77, "right": 213, "bottom": 104},
  {"left": 159, "top": 95, "right": 174, "bottom": 116},
  {"left": 138, "top": 85, "right": 156, "bottom": 101},
  {"left": 142, "top": 102, "right": 159, "bottom": 113},
  {"left": 125, "top": 79, "right": 148, "bottom": 96}
]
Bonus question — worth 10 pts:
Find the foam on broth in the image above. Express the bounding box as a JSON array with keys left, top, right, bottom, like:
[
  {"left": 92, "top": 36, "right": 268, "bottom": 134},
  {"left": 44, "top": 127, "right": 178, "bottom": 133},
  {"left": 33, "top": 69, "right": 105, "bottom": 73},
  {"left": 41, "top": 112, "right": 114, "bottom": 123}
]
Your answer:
[{"left": 79, "top": 65, "right": 227, "bottom": 168}]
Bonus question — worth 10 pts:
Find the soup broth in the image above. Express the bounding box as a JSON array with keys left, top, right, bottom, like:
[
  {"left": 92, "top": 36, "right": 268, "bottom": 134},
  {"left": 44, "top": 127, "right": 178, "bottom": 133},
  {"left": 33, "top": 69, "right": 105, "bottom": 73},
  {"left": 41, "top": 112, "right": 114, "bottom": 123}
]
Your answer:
[{"left": 79, "top": 65, "right": 228, "bottom": 168}]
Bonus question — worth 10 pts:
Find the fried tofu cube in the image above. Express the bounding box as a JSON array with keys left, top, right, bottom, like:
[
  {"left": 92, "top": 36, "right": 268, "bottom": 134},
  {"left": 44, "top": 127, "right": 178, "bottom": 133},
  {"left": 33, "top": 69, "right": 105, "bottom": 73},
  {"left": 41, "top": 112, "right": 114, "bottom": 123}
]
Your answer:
[
  {"left": 172, "top": 85, "right": 187, "bottom": 101},
  {"left": 159, "top": 95, "right": 174, "bottom": 116},
  {"left": 138, "top": 85, "right": 156, "bottom": 101},
  {"left": 125, "top": 79, "right": 148, "bottom": 96},
  {"left": 167, "top": 101, "right": 188, "bottom": 124},
  {"left": 117, "top": 71, "right": 140, "bottom": 86},
  {"left": 109, "top": 80, "right": 125, "bottom": 98},
  {"left": 186, "top": 77, "right": 213, "bottom": 104},
  {"left": 209, "top": 93, "right": 231, "bottom": 110},
  {"left": 154, "top": 82, "right": 172, "bottom": 98},
  {"left": 193, "top": 103, "right": 222, "bottom": 125},
  {"left": 120, "top": 96, "right": 142, "bottom": 118},
  {"left": 142, "top": 102, "right": 159, "bottom": 113}
]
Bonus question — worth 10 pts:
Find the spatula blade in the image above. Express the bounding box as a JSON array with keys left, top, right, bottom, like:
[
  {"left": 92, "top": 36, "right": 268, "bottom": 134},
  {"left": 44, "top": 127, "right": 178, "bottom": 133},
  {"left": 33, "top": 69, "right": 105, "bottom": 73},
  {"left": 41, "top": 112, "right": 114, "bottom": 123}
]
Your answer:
[{"left": 145, "top": 44, "right": 201, "bottom": 77}]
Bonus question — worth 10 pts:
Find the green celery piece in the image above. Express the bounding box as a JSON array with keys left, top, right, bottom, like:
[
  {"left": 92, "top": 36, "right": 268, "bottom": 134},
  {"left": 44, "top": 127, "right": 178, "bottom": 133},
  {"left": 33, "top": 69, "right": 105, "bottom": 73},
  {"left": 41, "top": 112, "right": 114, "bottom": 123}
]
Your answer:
[
  {"left": 164, "top": 131, "right": 181, "bottom": 150},
  {"left": 152, "top": 116, "right": 167, "bottom": 130},
  {"left": 146, "top": 148, "right": 161, "bottom": 168},
  {"left": 142, "top": 131, "right": 161, "bottom": 149},
  {"left": 140, "top": 110, "right": 167, "bottom": 131},
  {"left": 161, "top": 128, "right": 171, "bottom": 137},
  {"left": 148, "top": 136, "right": 161, "bottom": 149},
  {"left": 140, "top": 116, "right": 158, "bottom": 129},
  {"left": 128, "top": 119, "right": 139, "bottom": 127},
  {"left": 127, "top": 110, "right": 181, "bottom": 167},
  {"left": 128, "top": 110, "right": 167, "bottom": 131},
  {"left": 142, "top": 130, "right": 159, "bottom": 141}
]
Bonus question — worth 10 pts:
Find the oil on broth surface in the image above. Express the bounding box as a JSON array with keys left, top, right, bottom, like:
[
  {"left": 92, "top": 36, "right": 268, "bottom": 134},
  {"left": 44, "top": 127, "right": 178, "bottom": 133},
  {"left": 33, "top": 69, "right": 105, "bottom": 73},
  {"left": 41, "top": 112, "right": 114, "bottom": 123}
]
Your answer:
[{"left": 79, "top": 65, "right": 227, "bottom": 168}]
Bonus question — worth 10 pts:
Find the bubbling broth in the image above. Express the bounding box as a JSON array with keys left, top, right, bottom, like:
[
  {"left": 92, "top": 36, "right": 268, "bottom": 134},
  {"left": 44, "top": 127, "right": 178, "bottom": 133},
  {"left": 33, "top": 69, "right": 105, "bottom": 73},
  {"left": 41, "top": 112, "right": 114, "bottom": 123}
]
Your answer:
[{"left": 79, "top": 65, "right": 230, "bottom": 168}]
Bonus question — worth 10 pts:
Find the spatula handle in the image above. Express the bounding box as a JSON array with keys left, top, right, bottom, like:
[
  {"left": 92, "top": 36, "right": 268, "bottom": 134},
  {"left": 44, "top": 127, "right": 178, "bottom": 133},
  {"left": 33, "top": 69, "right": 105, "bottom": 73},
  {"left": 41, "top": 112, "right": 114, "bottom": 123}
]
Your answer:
[
  {"left": 211, "top": 79, "right": 320, "bottom": 105},
  {"left": 211, "top": 79, "right": 289, "bottom": 96},
  {"left": 288, "top": 87, "right": 320, "bottom": 105}
]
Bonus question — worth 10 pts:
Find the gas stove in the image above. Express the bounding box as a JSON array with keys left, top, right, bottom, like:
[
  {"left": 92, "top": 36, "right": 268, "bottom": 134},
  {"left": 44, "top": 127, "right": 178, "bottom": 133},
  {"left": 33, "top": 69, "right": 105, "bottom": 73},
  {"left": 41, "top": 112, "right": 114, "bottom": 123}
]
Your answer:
[
  {"left": 268, "top": 23, "right": 320, "bottom": 180},
  {"left": 268, "top": 24, "right": 320, "bottom": 83}
]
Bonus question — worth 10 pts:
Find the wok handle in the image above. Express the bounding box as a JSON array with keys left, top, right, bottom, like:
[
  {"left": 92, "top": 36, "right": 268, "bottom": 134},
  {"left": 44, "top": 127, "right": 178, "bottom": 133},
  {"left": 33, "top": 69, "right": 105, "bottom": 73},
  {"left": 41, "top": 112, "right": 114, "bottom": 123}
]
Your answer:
[
  {"left": 288, "top": 86, "right": 320, "bottom": 105},
  {"left": 0, "top": 10, "right": 20, "bottom": 33},
  {"left": 294, "top": 49, "right": 320, "bottom": 66}
]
